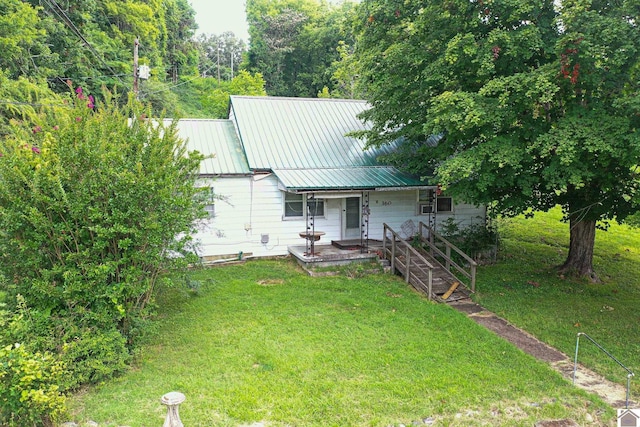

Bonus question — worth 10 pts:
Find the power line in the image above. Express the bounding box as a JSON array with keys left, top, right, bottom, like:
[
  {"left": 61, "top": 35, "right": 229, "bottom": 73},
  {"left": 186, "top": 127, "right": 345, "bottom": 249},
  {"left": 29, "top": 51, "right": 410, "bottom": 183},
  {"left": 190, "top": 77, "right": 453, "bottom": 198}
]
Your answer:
[
  {"left": 40, "top": 0, "right": 128, "bottom": 87},
  {"left": 139, "top": 63, "right": 220, "bottom": 98},
  {"left": 47, "top": 74, "right": 129, "bottom": 82}
]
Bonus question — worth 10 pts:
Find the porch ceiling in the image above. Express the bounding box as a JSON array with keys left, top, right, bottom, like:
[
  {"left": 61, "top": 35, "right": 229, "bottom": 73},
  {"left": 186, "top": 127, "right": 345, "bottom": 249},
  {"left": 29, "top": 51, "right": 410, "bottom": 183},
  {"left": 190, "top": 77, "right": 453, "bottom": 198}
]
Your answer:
[{"left": 273, "top": 167, "right": 429, "bottom": 192}]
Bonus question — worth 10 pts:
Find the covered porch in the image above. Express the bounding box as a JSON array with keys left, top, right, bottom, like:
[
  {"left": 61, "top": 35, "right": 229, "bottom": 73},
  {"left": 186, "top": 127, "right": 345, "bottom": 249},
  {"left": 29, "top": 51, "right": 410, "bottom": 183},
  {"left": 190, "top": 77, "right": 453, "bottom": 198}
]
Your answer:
[{"left": 277, "top": 166, "right": 431, "bottom": 270}]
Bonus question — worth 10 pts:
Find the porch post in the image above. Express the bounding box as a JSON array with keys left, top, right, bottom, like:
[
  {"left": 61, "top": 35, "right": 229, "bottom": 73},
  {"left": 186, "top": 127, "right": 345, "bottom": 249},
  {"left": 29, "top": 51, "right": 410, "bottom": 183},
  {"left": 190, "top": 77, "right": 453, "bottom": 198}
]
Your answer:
[
  {"left": 308, "top": 194, "right": 315, "bottom": 256},
  {"left": 361, "top": 191, "right": 370, "bottom": 254},
  {"left": 304, "top": 193, "right": 311, "bottom": 256}
]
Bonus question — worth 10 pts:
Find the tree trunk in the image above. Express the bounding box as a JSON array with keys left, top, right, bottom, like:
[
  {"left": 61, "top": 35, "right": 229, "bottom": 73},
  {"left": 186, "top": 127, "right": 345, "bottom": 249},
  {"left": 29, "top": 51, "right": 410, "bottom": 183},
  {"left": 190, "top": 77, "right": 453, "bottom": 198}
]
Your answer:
[{"left": 558, "top": 217, "right": 599, "bottom": 282}]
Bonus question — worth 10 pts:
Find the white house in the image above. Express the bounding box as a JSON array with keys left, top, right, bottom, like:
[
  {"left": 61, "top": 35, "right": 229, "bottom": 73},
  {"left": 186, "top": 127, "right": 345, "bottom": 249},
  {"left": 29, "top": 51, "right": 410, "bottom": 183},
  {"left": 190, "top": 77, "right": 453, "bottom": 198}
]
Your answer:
[{"left": 176, "top": 96, "right": 486, "bottom": 261}]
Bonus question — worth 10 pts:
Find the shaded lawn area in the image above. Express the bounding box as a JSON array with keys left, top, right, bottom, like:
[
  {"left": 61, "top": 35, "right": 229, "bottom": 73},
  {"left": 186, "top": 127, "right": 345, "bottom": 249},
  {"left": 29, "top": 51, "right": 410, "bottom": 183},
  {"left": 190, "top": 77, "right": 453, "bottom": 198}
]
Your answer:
[
  {"left": 475, "top": 207, "right": 640, "bottom": 398},
  {"left": 70, "top": 259, "right": 612, "bottom": 427}
]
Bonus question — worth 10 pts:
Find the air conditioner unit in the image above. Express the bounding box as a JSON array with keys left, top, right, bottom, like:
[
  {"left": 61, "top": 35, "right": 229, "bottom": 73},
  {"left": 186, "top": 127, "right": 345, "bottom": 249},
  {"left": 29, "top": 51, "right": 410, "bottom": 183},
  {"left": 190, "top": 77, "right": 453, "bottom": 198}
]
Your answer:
[{"left": 419, "top": 203, "right": 433, "bottom": 215}]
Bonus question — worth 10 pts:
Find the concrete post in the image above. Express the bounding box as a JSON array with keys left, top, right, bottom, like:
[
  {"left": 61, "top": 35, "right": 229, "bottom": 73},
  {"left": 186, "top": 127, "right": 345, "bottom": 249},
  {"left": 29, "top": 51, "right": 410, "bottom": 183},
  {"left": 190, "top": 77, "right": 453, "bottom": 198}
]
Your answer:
[{"left": 161, "top": 391, "right": 185, "bottom": 427}]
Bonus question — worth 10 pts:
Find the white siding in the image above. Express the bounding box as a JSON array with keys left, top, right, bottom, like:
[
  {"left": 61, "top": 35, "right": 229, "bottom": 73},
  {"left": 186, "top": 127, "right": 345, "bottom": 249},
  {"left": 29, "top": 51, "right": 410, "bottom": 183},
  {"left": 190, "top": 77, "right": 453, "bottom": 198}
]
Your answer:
[
  {"left": 193, "top": 177, "right": 256, "bottom": 258},
  {"left": 194, "top": 177, "right": 486, "bottom": 259}
]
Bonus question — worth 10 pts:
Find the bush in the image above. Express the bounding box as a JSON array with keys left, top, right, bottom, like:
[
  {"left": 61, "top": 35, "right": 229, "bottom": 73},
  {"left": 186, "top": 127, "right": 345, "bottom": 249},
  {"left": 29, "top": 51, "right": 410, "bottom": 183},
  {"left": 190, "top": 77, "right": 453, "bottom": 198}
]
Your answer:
[
  {"left": 0, "top": 86, "right": 205, "bottom": 338},
  {"left": 0, "top": 343, "right": 66, "bottom": 427},
  {"left": 0, "top": 84, "right": 206, "bottom": 391},
  {"left": 59, "top": 327, "right": 130, "bottom": 390},
  {"left": 4, "top": 296, "right": 130, "bottom": 391},
  {"left": 438, "top": 218, "right": 499, "bottom": 264}
]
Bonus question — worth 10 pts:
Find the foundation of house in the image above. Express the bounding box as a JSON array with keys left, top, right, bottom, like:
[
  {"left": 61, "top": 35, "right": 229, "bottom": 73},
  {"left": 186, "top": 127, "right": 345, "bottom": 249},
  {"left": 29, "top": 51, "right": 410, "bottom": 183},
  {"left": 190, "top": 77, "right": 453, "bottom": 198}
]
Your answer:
[{"left": 288, "top": 240, "right": 383, "bottom": 269}]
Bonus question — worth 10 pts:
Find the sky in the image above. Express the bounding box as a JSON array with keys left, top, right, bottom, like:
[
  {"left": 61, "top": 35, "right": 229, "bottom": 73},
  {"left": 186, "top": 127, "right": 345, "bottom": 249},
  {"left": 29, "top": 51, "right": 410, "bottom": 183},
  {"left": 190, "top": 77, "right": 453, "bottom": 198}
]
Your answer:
[
  {"left": 188, "top": 0, "right": 353, "bottom": 43},
  {"left": 189, "top": 0, "right": 250, "bottom": 41}
]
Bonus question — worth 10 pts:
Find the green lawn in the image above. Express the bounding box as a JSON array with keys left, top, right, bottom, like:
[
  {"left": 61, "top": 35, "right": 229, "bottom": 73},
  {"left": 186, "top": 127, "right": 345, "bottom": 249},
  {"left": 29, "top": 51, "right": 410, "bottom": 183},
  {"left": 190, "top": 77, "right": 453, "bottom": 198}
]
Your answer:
[
  {"left": 69, "top": 255, "right": 613, "bottom": 427},
  {"left": 475, "top": 207, "right": 640, "bottom": 398}
]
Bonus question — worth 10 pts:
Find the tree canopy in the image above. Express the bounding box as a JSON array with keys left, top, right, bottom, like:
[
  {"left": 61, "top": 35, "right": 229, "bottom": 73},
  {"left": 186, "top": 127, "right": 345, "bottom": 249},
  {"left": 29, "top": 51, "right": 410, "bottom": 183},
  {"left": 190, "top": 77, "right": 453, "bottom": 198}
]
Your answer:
[
  {"left": 0, "top": 0, "right": 266, "bottom": 118},
  {"left": 353, "top": 0, "right": 640, "bottom": 279},
  {"left": 246, "top": 0, "right": 358, "bottom": 97},
  {"left": 0, "top": 0, "right": 200, "bottom": 104}
]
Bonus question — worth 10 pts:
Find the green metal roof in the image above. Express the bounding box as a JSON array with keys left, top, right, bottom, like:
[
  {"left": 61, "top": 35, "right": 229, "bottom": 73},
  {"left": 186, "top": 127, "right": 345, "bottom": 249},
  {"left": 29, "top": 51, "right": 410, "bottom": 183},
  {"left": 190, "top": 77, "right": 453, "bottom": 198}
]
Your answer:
[
  {"left": 172, "top": 119, "right": 250, "bottom": 175},
  {"left": 229, "top": 96, "right": 400, "bottom": 170},
  {"left": 273, "top": 167, "right": 428, "bottom": 192}
]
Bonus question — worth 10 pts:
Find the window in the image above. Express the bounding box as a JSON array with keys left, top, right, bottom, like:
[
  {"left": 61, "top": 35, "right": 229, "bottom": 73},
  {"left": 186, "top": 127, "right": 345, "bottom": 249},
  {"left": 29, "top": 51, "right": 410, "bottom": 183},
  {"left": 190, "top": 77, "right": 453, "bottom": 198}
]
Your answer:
[
  {"left": 417, "top": 189, "right": 435, "bottom": 215},
  {"left": 306, "top": 198, "right": 325, "bottom": 217},
  {"left": 284, "top": 193, "right": 325, "bottom": 218},
  {"left": 419, "top": 203, "right": 434, "bottom": 214},
  {"left": 204, "top": 187, "right": 215, "bottom": 218},
  {"left": 436, "top": 196, "right": 453, "bottom": 212},
  {"left": 417, "top": 188, "right": 453, "bottom": 214},
  {"left": 284, "top": 193, "right": 304, "bottom": 218},
  {"left": 418, "top": 189, "right": 434, "bottom": 202}
]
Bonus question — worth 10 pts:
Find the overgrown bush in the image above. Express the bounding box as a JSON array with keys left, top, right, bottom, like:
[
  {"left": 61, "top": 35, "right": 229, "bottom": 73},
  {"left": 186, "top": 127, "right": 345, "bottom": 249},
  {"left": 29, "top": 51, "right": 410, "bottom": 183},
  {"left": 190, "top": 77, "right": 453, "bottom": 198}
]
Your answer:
[
  {"left": 0, "top": 307, "right": 65, "bottom": 427},
  {"left": 0, "top": 343, "right": 66, "bottom": 427},
  {"left": 60, "top": 327, "right": 130, "bottom": 390},
  {"left": 438, "top": 218, "right": 499, "bottom": 264},
  {"left": 3, "top": 295, "right": 130, "bottom": 392},
  {"left": 0, "top": 85, "right": 206, "bottom": 393}
]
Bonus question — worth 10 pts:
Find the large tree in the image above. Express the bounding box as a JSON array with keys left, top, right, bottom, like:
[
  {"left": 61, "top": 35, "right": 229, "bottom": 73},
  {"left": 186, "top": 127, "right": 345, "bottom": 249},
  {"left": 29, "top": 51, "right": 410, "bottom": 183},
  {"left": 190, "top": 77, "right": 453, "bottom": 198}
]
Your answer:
[
  {"left": 353, "top": 0, "right": 640, "bottom": 280},
  {"left": 246, "top": 0, "right": 358, "bottom": 97},
  {"left": 0, "top": 0, "right": 51, "bottom": 79}
]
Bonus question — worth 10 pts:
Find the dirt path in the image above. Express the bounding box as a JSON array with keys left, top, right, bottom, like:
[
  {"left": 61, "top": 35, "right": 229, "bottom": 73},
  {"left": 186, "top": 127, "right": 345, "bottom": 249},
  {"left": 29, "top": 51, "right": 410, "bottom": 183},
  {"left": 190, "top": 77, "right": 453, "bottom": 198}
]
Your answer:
[{"left": 449, "top": 300, "right": 633, "bottom": 409}]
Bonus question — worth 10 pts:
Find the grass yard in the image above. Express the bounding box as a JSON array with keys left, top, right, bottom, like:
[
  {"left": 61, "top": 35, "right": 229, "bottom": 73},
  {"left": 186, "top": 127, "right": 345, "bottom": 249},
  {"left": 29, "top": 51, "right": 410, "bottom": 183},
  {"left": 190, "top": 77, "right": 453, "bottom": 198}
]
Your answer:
[
  {"left": 69, "top": 256, "right": 614, "bottom": 427},
  {"left": 475, "top": 207, "right": 640, "bottom": 399}
]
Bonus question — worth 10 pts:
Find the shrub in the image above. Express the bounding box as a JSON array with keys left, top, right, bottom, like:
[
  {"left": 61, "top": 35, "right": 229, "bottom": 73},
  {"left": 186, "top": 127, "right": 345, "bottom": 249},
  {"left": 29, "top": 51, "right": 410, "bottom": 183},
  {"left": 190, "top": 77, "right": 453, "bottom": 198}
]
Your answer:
[
  {"left": 438, "top": 217, "right": 499, "bottom": 264},
  {"left": 0, "top": 343, "right": 66, "bottom": 427},
  {"left": 0, "top": 85, "right": 206, "bottom": 390},
  {"left": 4, "top": 296, "right": 130, "bottom": 391},
  {"left": 59, "top": 327, "right": 130, "bottom": 390},
  {"left": 0, "top": 86, "right": 205, "bottom": 339}
]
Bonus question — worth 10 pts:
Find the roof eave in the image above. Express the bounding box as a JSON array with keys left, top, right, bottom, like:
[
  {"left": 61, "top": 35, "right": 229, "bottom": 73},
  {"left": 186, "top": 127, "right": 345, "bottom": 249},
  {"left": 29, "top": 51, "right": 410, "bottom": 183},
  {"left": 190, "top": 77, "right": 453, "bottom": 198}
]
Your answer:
[{"left": 284, "top": 185, "right": 432, "bottom": 193}]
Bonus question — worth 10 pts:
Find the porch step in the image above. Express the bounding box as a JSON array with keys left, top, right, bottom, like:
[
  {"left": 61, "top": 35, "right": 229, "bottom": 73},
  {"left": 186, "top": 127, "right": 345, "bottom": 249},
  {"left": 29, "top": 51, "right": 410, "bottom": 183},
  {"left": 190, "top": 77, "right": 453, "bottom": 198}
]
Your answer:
[
  {"left": 332, "top": 239, "right": 383, "bottom": 250},
  {"left": 378, "top": 258, "right": 391, "bottom": 272}
]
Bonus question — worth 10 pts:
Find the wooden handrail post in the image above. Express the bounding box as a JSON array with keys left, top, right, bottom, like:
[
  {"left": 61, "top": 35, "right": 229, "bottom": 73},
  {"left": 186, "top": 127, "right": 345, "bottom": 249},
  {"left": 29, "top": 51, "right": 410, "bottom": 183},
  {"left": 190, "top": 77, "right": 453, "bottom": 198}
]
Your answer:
[
  {"left": 445, "top": 246, "right": 451, "bottom": 271},
  {"left": 405, "top": 246, "right": 411, "bottom": 283},
  {"left": 382, "top": 225, "right": 388, "bottom": 262},
  {"left": 391, "top": 232, "right": 396, "bottom": 272},
  {"left": 470, "top": 264, "right": 476, "bottom": 292}
]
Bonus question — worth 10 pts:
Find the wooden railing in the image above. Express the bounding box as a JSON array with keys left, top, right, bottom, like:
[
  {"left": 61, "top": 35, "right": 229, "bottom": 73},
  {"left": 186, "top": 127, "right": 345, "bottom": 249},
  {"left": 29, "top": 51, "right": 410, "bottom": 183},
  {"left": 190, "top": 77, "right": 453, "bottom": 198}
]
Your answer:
[
  {"left": 417, "top": 222, "right": 477, "bottom": 292},
  {"left": 382, "top": 223, "right": 437, "bottom": 300}
]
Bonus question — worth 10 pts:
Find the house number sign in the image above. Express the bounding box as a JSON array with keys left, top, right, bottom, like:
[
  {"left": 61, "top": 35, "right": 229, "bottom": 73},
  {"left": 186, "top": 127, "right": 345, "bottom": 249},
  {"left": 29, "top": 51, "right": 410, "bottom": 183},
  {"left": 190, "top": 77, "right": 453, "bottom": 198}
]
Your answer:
[{"left": 382, "top": 201, "right": 392, "bottom": 206}]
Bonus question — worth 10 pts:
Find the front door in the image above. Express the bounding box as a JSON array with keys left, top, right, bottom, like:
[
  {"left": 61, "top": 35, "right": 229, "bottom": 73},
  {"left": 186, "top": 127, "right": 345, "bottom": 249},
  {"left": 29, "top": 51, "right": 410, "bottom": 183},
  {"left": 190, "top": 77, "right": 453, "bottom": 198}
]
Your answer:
[{"left": 343, "top": 197, "right": 361, "bottom": 239}]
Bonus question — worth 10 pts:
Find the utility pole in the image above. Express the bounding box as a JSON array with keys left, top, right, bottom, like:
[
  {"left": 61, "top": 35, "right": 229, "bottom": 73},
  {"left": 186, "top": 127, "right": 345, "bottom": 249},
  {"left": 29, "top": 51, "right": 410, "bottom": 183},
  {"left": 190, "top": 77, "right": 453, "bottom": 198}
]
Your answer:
[
  {"left": 133, "top": 37, "right": 139, "bottom": 98},
  {"left": 230, "top": 50, "right": 234, "bottom": 80},
  {"left": 217, "top": 46, "right": 221, "bottom": 84}
]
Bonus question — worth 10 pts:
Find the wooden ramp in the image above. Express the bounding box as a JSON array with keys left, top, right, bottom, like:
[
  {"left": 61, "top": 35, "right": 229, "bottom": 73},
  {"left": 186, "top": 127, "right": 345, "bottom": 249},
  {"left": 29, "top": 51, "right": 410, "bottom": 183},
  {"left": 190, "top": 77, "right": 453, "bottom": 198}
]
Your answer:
[
  {"left": 382, "top": 223, "right": 476, "bottom": 303},
  {"left": 394, "top": 250, "right": 471, "bottom": 302}
]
